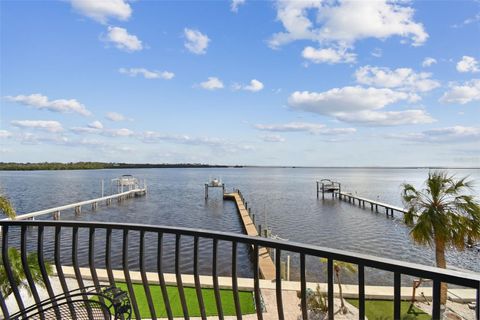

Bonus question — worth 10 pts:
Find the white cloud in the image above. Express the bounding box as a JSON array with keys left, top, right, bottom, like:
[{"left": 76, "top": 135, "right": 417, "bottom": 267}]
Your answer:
[
  {"left": 422, "top": 57, "right": 437, "bottom": 67},
  {"left": 288, "top": 87, "right": 433, "bottom": 126},
  {"left": 71, "top": 123, "right": 134, "bottom": 137},
  {"left": 140, "top": 131, "right": 254, "bottom": 153},
  {"left": 390, "top": 126, "right": 480, "bottom": 143},
  {"left": 199, "top": 77, "right": 224, "bottom": 90},
  {"left": 371, "top": 48, "right": 382, "bottom": 58},
  {"left": 11, "top": 120, "right": 63, "bottom": 132},
  {"left": 233, "top": 79, "right": 264, "bottom": 92},
  {"left": 70, "top": 0, "right": 132, "bottom": 24},
  {"left": 439, "top": 79, "right": 480, "bottom": 104},
  {"left": 452, "top": 13, "right": 480, "bottom": 28},
  {"left": 244, "top": 79, "right": 264, "bottom": 92},
  {"left": 336, "top": 110, "right": 434, "bottom": 126},
  {"left": 106, "top": 112, "right": 127, "bottom": 122},
  {"left": 89, "top": 120, "right": 103, "bottom": 129},
  {"left": 255, "top": 122, "right": 356, "bottom": 135},
  {"left": 119, "top": 68, "right": 174, "bottom": 79},
  {"left": 0, "top": 130, "right": 12, "bottom": 138},
  {"left": 105, "top": 26, "right": 143, "bottom": 52},
  {"left": 354, "top": 66, "right": 440, "bottom": 92},
  {"left": 269, "top": 0, "right": 428, "bottom": 48},
  {"left": 106, "top": 128, "right": 134, "bottom": 137},
  {"left": 302, "top": 46, "right": 356, "bottom": 64},
  {"left": 289, "top": 87, "right": 417, "bottom": 114},
  {"left": 231, "top": 0, "right": 245, "bottom": 12},
  {"left": 5, "top": 93, "right": 91, "bottom": 116},
  {"left": 184, "top": 28, "right": 210, "bottom": 55},
  {"left": 456, "top": 56, "right": 480, "bottom": 73},
  {"left": 260, "top": 134, "right": 286, "bottom": 143}
]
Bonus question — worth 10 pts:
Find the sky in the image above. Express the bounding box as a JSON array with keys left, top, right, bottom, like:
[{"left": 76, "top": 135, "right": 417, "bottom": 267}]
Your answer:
[{"left": 0, "top": 0, "right": 479, "bottom": 167}]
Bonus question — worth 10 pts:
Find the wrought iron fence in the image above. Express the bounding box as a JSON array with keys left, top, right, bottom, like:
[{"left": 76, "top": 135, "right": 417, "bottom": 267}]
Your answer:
[{"left": 0, "top": 220, "right": 479, "bottom": 320}]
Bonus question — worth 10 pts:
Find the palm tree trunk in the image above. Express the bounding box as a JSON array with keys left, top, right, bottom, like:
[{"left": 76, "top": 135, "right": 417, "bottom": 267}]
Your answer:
[
  {"left": 335, "top": 269, "right": 347, "bottom": 314},
  {"left": 434, "top": 238, "right": 448, "bottom": 305}
]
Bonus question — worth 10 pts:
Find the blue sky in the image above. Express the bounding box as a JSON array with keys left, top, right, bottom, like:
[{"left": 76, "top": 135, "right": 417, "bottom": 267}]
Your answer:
[{"left": 0, "top": 0, "right": 479, "bottom": 166}]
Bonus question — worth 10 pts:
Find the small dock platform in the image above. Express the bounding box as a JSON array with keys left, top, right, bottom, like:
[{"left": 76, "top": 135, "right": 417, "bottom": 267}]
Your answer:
[
  {"left": 316, "top": 179, "right": 341, "bottom": 199},
  {"left": 224, "top": 191, "right": 276, "bottom": 280},
  {"left": 336, "top": 192, "right": 407, "bottom": 216}
]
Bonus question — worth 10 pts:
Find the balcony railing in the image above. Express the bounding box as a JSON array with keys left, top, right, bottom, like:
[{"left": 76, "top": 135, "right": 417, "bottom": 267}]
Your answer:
[{"left": 1, "top": 220, "right": 479, "bottom": 319}]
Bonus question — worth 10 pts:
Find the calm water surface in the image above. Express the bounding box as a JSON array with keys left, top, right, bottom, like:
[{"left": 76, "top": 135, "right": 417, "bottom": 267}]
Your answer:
[{"left": 1, "top": 168, "right": 479, "bottom": 285}]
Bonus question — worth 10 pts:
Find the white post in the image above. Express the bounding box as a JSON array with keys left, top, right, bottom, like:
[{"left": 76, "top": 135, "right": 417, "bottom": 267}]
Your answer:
[
  {"left": 287, "top": 255, "right": 291, "bottom": 281},
  {"left": 101, "top": 179, "right": 104, "bottom": 197}
]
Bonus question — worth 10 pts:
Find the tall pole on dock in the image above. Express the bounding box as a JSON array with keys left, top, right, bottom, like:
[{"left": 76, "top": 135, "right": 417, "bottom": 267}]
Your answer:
[{"left": 101, "top": 179, "right": 104, "bottom": 197}]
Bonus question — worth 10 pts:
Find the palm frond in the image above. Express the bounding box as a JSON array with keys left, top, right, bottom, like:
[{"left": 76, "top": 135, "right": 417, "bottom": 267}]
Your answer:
[{"left": 0, "top": 195, "right": 16, "bottom": 219}]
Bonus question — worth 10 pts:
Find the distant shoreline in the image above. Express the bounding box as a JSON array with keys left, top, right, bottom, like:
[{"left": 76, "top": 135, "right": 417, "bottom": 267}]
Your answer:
[{"left": 0, "top": 162, "right": 478, "bottom": 171}]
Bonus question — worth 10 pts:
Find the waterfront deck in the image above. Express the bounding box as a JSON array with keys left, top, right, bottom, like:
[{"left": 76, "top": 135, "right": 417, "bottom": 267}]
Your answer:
[{"left": 224, "top": 191, "right": 276, "bottom": 280}]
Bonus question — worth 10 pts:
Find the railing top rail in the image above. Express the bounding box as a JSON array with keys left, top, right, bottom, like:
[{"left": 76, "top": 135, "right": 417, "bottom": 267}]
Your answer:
[{"left": 1, "top": 220, "right": 479, "bottom": 288}]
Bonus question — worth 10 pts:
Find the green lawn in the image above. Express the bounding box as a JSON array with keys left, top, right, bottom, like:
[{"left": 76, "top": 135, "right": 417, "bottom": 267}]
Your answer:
[
  {"left": 116, "top": 283, "right": 256, "bottom": 318},
  {"left": 346, "top": 299, "right": 431, "bottom": 320}
]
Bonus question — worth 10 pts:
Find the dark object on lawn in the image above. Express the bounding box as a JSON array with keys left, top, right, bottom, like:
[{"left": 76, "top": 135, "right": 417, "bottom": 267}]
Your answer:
[{"left": 8, "top": 285, "right": 131, "bottom": 319}]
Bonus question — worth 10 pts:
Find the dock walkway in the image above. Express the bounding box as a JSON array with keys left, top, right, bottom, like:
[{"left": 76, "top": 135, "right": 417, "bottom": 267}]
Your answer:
[
  {"left": 336, "top": 191, "right": 407, "bottom": 216},
  {"left": 224, "top": 191, "right": 276, "bottom": 280},
  {"left": 3, "top": 188, "right": 147, "bottom": 221}
]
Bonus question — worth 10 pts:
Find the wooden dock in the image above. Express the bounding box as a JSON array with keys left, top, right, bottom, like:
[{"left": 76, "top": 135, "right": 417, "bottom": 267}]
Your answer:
[
  {"left": 223, "top": 191, "right": 276, "bottom": 280},
  {"left": 3, "top": 188, "right": 147, "bottom": 221},
  {"left": 335, "top": 191, "right": 407, "bottom": 217}
]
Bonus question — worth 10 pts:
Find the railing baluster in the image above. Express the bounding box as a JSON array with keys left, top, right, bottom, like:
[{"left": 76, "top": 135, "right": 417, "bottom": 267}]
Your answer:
[
  {"left": 432, "top": 279, "right": 441, "bottom": 319},
  {"left": 89, "top": 227, "right": 110, "bottom": 319},
  {"left": 1, "top": 225, "right": 24, "bottom": 316},
  {"left": 157, "top": 233, "right": 173, "bottom": 320},
  {"left": 55, "top": 226, "right": 76, "bottom": 319},
  {"left": 476, "top": 285, "right": 479, "bottom": 320},
  {"left": 213, "top": 238, "right": 224, "bottom": 319},
  {"left": 358, "top": 264, "right": 365, "bottom": 320},
  {"left": 327, "top": 258, "right": 334, "bottom": 319},
  {"left": 72, "top": 227, "right": 86, "bottom": 291},
  {"left": 300, "top": 253, "right": 307, "bottom": 320},
  {"left": 105, "top": 228, "right": 115, "bottom": 286},
  {"left": 140, "top": 230, "right": 157, "bottom": 319},
  {"left": 72, "top": 227, "right": 94, "bottom": 320},
  {"left": 194, "top": 236, "right": 207, "bottom": 320},
  {"left": 394, "top": 272, "right": 401, "bottom": 319},
  {"left": 88, "top": 228, "right": 101, "bottom": 291},
  {"left": 20, "top": 226, "right": 42, "bottom": 315},
  {"left": 275, "top": 248, "right": 284, "bottom": 320},
  {"left": 475, "top": 285, "right": 479, "bottom": 320},
  {"left": 253, "top": 244, "right": 263, "bottom": 320},
  {"left": 232, "top": 241, "right": 242, "bottom": 320},
  {"left": 123, "top": 229, "right": 141, "bottom": 319},
  {"left": 176, "top": 234, "right": 190, "bottom": 319},
  {"left": 38, "top": 225, "right": 61, "bottom": 318}
]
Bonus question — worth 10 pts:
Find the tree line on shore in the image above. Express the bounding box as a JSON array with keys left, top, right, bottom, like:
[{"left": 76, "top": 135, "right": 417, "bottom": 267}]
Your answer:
[{"left": 0, "top": 162, "right": 239, "bottom": 171}]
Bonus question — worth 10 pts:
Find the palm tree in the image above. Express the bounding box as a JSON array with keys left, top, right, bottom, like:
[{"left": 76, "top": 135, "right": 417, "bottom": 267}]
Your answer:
[
  {"left": 320, "top": 258, "right": 357, "bottom": 314},
  {"left": 402, "top": 171, "right": 480, "bottom": 305},
  {"left": 0, "top": 195, "right": 16, "bottom": 219},
  {"left": 0, "top": 247, "right": 51, "bottom": 298},
  {"left": 0, "top": 194, "right": 53, "bottom": 298}
]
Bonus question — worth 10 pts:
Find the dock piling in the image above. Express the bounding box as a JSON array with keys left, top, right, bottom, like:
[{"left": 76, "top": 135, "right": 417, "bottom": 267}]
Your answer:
[{"left": 52, "top": 211, "right": 60, "bottom": 220}]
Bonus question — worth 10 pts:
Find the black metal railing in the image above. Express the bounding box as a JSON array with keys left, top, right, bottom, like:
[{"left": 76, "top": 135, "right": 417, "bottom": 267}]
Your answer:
[{"left": 1, "top": 220, "right": 479, "bottom": 320}]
